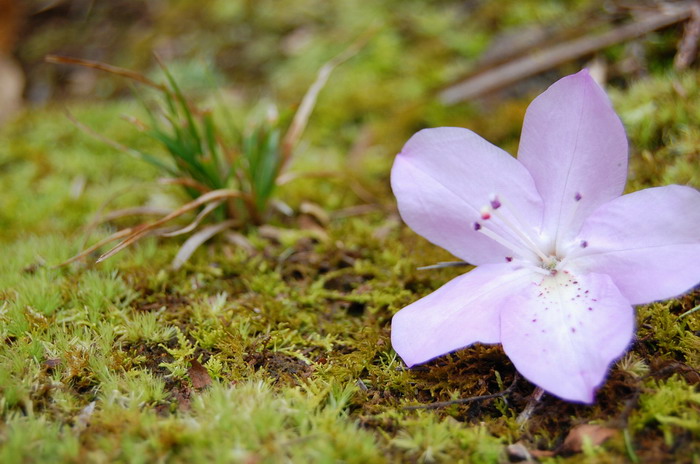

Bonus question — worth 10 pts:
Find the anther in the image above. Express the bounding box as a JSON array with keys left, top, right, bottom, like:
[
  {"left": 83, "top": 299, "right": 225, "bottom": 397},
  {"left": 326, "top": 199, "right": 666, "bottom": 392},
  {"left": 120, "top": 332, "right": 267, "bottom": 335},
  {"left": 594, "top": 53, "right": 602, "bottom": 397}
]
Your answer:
[
  {"left": 580, "top": 240, "right": 588, "bottom": 248},
  {"left": 489, "top": 194, "right": 502, "bottom": 209},
  {"left": 574, "top": 192, "right": 582, "bottom": 201},
  {"left": 473, "top": 222, "right": 482, "bottom": 231},
  {"left": 480, "top": 207, "right": 491, "bottom": 220}
]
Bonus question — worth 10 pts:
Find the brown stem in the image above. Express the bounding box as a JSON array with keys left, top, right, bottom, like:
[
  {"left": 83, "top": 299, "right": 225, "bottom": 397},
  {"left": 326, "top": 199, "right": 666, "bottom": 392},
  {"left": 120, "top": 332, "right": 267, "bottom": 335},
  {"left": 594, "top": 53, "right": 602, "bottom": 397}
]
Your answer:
[
  {"left": 516, "top": 386, "right": 545, "bottom": 426},
  {"left": 403, "top": 375, "right": 518, "bottom": 410}
]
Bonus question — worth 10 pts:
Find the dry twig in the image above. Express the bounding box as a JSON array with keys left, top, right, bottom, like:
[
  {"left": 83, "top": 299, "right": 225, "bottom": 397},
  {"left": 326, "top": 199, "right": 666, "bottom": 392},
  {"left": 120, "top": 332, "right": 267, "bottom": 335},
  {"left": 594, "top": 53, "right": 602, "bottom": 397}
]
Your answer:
[
  {"left": 440, "top": 3, "right": 696, "bottom": 103},
  {"left": 403, "top": 375, "right": 518, "bottom": 410}
]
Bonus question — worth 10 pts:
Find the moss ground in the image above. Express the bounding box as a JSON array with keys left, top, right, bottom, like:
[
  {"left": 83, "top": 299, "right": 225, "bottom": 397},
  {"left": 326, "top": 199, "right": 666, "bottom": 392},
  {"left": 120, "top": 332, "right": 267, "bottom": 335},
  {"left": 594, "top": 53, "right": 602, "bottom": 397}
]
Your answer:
[{"left": 2, "top": 1, "right": 700, "bottom": 462}]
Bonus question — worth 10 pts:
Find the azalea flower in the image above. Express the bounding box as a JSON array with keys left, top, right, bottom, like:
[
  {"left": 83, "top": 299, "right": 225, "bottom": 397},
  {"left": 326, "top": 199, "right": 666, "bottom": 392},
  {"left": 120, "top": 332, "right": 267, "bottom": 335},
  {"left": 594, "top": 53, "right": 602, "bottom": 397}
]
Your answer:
[{"left": 390, "top": 70, "right": 700, "bottom": 403}]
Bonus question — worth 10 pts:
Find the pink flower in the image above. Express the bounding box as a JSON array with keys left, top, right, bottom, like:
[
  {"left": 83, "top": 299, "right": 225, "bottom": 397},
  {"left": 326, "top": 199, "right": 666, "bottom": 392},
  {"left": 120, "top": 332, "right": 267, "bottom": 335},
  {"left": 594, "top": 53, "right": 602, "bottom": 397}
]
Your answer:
[{"left": 390, "top": 70, "right": 700, "bottom": 403}]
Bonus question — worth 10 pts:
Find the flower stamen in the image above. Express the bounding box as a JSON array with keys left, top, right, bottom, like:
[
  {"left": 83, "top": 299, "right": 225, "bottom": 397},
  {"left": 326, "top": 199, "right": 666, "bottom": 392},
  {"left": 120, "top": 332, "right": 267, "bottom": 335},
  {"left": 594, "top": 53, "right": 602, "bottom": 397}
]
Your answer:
[
  {"left": 474, "top": 221, "right": 537, "bottom": 261},
  {"left": 483, "top": 195, "right": 550, "bottom": 263}
]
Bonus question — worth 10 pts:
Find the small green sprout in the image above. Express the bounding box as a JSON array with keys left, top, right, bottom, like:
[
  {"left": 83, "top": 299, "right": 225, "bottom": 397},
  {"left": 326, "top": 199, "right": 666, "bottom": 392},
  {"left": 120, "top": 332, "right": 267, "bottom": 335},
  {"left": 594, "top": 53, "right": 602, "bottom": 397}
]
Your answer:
[{"left": 48, "top": 45, "right": 360, "bottom": 268}]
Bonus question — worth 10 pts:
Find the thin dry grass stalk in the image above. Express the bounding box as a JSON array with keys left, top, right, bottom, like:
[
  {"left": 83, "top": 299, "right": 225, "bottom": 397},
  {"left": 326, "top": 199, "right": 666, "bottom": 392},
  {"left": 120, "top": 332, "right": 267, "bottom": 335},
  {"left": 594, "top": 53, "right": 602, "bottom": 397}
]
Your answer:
[
  {"left": 61, "top": 189, "right": 241, "bottom": 266},
  {"left": 280, "top": 31, "right": 373, "bottom": 173},
  {"left": 158, "top": 177, "right": 212, "bottom": 194},
  {"left": 95, "top": 189, "right": 242, "bottom": 262},
  {"left": 46, "top": 55, "right": 166, "bottom": 91}
]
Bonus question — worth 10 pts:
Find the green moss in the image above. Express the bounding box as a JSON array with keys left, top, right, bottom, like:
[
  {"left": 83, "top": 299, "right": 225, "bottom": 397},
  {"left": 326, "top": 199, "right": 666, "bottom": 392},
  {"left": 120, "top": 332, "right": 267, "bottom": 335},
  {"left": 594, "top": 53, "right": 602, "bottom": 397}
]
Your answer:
[{"left": 2, "top": 2, "right": 700, "bottom": 462}]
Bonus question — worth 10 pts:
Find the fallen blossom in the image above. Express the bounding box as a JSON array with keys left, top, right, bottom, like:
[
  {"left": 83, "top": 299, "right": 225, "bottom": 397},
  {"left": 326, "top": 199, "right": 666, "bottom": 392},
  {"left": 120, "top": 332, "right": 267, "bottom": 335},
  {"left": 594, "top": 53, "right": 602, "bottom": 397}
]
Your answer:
[{"left": 390, "top": 70, "right": 700, "bottom": 403}]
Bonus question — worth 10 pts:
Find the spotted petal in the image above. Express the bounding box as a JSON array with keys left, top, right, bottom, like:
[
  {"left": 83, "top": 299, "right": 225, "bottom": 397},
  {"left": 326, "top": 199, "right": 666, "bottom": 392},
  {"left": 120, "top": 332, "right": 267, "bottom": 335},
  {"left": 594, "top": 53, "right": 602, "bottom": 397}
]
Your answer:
[
  {"left": 500, "top": 271, "right": 634, "bottom": 403},
  {"left": 391, "top": 127, "right": 544, "bottom": 265},
  {"left": 568, "top": 185, "right": 700, "bottom": 305},
  {"left": 517, "top": 70, "right": 628, "bottom": 251},
  {"left": 391, "top": 263, "right": 535, "bottom": 367}
]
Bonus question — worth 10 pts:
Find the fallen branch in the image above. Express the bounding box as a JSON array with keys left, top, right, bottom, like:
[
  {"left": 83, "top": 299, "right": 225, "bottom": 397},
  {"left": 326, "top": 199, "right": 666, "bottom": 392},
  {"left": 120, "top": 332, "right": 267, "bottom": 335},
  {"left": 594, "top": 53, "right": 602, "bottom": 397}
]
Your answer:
[{"left": 440, "top": 3, "right": 696, "bottom": 104}]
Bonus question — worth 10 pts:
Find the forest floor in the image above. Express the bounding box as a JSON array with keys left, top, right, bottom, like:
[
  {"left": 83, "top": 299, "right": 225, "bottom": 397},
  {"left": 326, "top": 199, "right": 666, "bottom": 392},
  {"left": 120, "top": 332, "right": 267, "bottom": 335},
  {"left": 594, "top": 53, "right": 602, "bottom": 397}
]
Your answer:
[{"left": 1, "top": 1, "right": 699, "bottom": 462}]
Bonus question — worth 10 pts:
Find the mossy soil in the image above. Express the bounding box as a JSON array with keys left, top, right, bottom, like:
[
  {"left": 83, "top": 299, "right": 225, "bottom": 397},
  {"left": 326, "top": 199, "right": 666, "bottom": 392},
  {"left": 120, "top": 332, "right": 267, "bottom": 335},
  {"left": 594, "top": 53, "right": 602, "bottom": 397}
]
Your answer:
[
  {"left": 2, "top": 1, "right": 700, "bottom": 462},
  {"left": 1, "top": 72, "right": 699, "bottom": 462}
]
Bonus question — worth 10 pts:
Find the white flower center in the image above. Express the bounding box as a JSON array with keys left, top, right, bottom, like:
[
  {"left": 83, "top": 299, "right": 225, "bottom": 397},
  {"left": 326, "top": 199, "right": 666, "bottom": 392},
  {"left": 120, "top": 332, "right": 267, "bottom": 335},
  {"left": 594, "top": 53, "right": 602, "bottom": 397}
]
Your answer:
[{"left": 472, "top": 193, "right": 585, "bottom": 273}]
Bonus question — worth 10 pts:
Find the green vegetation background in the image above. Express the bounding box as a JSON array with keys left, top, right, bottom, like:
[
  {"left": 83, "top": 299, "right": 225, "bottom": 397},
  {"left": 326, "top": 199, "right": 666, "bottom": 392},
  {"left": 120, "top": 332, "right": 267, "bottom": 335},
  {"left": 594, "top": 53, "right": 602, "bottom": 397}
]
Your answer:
[{"left": 1, "top": 1, "right": 698, "bottom": 462}]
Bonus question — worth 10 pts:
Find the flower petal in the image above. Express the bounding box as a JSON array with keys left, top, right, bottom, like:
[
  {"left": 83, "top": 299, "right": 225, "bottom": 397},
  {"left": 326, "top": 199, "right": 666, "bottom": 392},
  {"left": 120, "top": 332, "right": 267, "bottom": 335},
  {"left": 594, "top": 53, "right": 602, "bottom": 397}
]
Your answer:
[
  {"left": 391, "top": 263, "right": 535, "bottom": 367},
  {"left": 568, "top": 185, "right": 700, "bottom": 305},
  {"left": 391, "top": 127, "right": 544, "bottom": 265},
  {"left": 501, "top": 270, "right": 634, "bottom": 403},
  {"left": 517, "top": 70, "right": 628, "bottom": 251}
]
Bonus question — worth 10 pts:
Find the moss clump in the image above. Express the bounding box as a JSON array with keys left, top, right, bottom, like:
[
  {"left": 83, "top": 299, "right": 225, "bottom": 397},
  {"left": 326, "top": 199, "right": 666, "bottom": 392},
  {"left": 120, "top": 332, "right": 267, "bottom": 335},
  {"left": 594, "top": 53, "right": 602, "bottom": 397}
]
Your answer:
[{"left": 2, "top": 2, "right": 700, "bottom": 461}]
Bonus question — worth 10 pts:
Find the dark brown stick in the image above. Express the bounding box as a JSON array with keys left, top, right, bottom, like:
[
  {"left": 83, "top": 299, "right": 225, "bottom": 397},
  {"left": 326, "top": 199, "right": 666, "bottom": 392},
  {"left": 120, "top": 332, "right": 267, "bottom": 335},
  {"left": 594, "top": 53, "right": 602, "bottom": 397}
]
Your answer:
[
  {"left": 403, "top": 375, "right": 518, "bottom": 410},
  {"left": 440, "top": 3, "right": 695, "bottom": 104}
]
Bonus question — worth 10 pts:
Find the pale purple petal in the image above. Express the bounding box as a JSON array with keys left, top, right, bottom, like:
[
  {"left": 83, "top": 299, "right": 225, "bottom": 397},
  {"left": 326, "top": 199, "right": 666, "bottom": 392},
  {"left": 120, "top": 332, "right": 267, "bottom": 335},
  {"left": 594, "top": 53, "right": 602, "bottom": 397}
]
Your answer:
[
  {"left": 568, "top": 185, "right": 700, "bottom": 305},
  {"left": 392, "top": 263, "right": 536, "bottom": 367},
  {"left": 517, "top": 70, "right": 628, "bottom": 251},
  {"left": 501, "top": 271, "right": 634, "bottom": 403},
  {"left": 391, "top": 127, "right": 544, "bottom": 265}
]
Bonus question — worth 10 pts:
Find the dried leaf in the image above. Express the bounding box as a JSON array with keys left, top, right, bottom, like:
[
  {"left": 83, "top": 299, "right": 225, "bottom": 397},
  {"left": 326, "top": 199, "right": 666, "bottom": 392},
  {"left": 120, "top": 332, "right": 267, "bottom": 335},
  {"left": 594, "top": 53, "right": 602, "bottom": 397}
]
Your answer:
[
  {"left": 224, "top": 231, "right": 256, "bottom": 253},
  {"left": 73, "top": 401, "right": 96, "bottom": 433},
  {"left": 43, "top": 358, "right": 61, "bottom": 369},
  {"left": 560, "top": 424, "right": 618, "bottom": 454},
  {"left": 188, "top": 359, "right": 213, "bottom": 389},
  {"left": 171, "top": 220, "right": 237, "bottom": 270},
  {"left": 506, "top": 442, "right": 535, "bottom": 462}
]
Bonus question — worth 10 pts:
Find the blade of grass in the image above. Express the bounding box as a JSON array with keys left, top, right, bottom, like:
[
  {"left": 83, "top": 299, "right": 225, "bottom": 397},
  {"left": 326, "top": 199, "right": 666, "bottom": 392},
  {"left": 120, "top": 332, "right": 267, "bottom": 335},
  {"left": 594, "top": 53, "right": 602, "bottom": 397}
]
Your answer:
[
  {"left": 171, "top": 219, "right": 239, "bottom": 270},
  {"left": 155, "top": 55, "right": 204, "bottom": 153},
  {"left": 64, "top": 110, "right": 178, "bottom": 176}
]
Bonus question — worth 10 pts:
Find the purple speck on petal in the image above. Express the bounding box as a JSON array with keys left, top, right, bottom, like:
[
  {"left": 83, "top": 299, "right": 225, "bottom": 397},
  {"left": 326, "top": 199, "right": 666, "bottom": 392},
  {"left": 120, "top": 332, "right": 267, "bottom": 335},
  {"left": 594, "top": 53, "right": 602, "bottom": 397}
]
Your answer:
[
  {"left": 506, "top": 256, "right": 513, "bottom": 262},
  {"left": 581, "top": 240, "right": 588, "bottom": 248}
]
